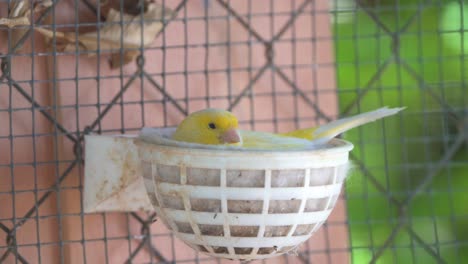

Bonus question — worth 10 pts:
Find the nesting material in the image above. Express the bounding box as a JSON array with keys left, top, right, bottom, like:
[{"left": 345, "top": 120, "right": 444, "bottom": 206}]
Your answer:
[{"left": 136, "top": 127, "right": 353, "bottom": 261}]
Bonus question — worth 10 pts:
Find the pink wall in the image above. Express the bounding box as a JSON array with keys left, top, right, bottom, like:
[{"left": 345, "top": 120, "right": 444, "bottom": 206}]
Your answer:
[{"left": 0, "top": 1, "right": 348, "bottom": 263}]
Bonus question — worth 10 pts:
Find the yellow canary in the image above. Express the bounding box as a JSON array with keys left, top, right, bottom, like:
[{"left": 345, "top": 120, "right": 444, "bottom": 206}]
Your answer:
[{"left": 171, "top": 107, "right": 404, "bottom": 150}]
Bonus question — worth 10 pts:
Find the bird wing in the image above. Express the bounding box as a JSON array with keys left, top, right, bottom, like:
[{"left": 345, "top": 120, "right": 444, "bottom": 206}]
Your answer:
[{"left": 239, "top": 130, "right": 315, "bottom": 150}]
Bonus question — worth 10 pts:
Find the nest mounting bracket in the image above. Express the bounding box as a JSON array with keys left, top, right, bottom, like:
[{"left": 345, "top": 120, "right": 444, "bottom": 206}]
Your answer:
[{"left": 83, "top": 135, "right": 153, "bottom": 213}]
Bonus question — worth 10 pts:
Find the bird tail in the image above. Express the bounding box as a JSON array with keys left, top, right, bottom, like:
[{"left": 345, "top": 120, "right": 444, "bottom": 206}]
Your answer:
[
  {"left": 279, "top": 106, "right": 405, "bottom": 144},
  {"left": 310, "top": 106, "right": 405, "bottom": 145}
]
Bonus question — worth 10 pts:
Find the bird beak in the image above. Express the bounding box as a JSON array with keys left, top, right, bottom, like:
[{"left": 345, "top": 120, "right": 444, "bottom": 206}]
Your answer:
[{"left": 219, "top": 129, "right": 241, "bottom": 144}]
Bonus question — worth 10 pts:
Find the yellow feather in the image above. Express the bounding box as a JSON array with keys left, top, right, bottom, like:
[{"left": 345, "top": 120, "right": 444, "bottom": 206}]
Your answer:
[
  {"left": 279, "top": 127, "right": 317, "bottom": 140},
  {"left": 239, "top": 130, "right": 314, "bottom": 149}
]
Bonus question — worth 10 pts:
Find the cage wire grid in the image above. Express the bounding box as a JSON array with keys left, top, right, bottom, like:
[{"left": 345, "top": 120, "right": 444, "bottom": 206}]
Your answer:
[{"left": 0, "top": 0, "right": 466, "bottom": 263}]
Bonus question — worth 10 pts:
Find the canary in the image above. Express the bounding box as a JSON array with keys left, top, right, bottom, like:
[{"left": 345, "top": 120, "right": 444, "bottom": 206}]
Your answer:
[{"left": 170, "top": 107, "right": 404, "bottom": 150}]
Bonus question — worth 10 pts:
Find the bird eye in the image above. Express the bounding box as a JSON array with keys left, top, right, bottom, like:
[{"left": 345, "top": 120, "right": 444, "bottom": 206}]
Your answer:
[{"left": 208, "top": 123, "right": 216, "bottom": 129}]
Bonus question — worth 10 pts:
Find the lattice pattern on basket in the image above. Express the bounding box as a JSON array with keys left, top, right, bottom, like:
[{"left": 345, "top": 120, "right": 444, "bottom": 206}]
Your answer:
[{"left": 141, "top": 155, "right": 348, "bottom": 260}]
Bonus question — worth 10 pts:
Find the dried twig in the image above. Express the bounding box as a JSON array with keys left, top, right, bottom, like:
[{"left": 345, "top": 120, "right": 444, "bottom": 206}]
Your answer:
[
  {"left": 0, "top": 0, "right": 53, "bottom": 50},
  {"left": 0, "top": 0, "right": 176, "bottom": 68}
]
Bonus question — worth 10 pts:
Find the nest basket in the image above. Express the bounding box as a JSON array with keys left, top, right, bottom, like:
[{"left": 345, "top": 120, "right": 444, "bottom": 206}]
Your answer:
[{"left": 134, "top": 128, "right": 353, "bottom": 261}]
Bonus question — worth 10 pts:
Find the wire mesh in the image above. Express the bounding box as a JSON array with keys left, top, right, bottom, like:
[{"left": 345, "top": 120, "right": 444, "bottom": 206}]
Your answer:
[{"left": 0, "top": 0, "right": 467, "bottom": 263}]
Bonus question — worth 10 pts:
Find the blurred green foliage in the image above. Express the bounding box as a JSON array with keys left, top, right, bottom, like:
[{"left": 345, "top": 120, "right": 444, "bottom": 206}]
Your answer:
[{"left": 332, "top": 0, "right": 468, "bottom": 262}]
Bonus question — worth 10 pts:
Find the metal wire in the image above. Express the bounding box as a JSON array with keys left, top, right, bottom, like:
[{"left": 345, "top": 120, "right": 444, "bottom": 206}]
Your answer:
[{"left": 1, "top": 0, "right": 467, "bottom": 263}]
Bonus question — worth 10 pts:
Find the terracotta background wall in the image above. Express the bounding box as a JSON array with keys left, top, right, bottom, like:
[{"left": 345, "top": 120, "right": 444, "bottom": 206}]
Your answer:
[{"left": 0, "top": 0, "right": 348, "bottom": 263}]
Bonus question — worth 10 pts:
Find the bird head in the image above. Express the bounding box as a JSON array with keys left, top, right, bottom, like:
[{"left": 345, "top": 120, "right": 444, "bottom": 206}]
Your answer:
[{"left": 172, "top": 108, "right": 241, "bottom": 145}]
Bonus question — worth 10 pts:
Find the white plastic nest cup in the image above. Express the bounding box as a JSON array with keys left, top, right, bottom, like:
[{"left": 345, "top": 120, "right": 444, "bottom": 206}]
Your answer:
[{"left": 134, "top": 127, "right": 353, "bottom": 261}]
